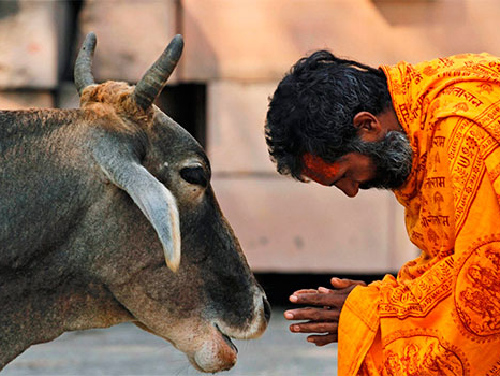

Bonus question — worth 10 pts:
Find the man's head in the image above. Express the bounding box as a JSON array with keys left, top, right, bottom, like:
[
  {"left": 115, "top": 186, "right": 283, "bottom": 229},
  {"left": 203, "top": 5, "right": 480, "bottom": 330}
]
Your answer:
[{"left": 265, "top": 50, "right": 413, "bottom": 196}]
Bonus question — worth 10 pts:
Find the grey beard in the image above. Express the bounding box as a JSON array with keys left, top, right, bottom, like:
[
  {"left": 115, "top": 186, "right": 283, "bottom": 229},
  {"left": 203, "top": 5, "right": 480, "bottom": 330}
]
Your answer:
[{"left": 351, "top": 130, "right": 413, "bottom": 190}]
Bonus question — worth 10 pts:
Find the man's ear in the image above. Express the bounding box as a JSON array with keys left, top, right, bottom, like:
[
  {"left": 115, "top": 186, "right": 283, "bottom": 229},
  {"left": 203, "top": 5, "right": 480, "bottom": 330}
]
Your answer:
[{"left": 353, "top": 112, "right": 384, "bottom": 143}]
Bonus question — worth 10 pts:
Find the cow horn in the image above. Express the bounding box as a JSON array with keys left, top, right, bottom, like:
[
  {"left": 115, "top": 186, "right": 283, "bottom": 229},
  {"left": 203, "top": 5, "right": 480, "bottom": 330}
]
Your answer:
[
  {"left": 93, "top": 140, "right": 181, "bottom": 273},
  {"left": 75, "top": 32, "right": 97, "bottom": 96},
  {"left": 133, "top": 34, "right": 184, "bottom": 109}
]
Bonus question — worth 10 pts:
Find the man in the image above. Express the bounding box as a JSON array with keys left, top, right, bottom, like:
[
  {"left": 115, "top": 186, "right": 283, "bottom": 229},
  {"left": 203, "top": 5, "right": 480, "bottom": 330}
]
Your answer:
[{"left": 265, "top": 50, "right": 500, "bottom": 375}]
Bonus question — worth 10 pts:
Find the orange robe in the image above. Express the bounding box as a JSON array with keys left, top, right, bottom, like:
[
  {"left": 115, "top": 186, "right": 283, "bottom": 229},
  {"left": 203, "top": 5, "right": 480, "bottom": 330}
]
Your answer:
[{"left": 338, "top": 54, "right": 500, "bottom": 375}]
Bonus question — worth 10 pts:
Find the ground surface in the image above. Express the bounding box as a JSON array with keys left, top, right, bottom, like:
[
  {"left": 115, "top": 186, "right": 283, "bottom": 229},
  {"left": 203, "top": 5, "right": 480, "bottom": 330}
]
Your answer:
[{"left": 3, "top": 308, "right": 338, "bottom": 376}]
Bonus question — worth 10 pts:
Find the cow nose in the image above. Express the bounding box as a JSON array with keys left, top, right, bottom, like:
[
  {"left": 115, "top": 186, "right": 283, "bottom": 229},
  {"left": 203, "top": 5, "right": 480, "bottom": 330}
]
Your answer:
[{"left": 263, "top": 297, "right": 271, "bottom": 323}]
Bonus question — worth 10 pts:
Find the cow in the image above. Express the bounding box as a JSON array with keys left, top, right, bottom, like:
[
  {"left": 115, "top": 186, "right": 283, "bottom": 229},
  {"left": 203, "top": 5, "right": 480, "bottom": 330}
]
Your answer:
[{"left": 0, "top": 32, "right": 270, "bottom": 373}]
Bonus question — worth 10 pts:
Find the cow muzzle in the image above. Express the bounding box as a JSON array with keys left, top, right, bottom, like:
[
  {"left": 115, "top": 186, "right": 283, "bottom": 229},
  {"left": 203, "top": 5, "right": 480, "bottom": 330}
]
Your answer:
[
  {"left": 189, "top": 287, "right": 270, "bottom": 373},
  {"left": 188, "top": 323, "right": 238, "bottom": 373}
]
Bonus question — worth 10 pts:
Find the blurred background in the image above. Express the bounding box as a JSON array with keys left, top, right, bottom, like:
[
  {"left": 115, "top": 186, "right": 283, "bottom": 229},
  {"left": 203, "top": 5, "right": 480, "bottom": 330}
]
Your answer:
[{"left": 3, "top": 0, "right": 500, "bottom": 374}]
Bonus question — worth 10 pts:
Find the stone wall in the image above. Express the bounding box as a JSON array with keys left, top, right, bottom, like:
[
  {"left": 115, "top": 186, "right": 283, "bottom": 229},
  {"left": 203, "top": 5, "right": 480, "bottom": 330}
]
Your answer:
[{"left": 3, "top": 0, "right": 499, "bottom": 272}]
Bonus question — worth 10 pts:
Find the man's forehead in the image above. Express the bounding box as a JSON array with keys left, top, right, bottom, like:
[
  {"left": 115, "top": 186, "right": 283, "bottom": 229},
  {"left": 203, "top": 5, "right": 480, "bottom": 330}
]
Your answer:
[{"left": 302, "top": 153, "right": 341, "bottom": 185}]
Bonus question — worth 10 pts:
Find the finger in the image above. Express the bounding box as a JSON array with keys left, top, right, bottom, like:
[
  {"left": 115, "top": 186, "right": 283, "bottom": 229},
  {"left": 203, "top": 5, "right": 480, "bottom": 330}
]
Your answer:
[
  {"left": 290, "top": 321, "right": 338, "bottom": 334},
  {"left": 284, "top": 307, "right": 340, "bottom": 321},
  {"left": 318, "top": 287, "right": 332, "bottom": 293},
  {"left": 289, "top": 289, "right": 319, "bottom": 303},
  {"left": 307, "top": 334, "right": 338, "bottom": 346},
  {"left": 293, "top": 289, "right": 319, "bottom": 295},
  {"left": 330, "top": 277, "right": 366, "bottom": 288},
  {"left": 291, "top": 291, "right": 348, "bottom": 306}
]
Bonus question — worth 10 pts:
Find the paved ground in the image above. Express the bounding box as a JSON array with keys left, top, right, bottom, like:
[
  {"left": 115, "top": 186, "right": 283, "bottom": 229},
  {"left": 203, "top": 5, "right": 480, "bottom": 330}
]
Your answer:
[{"left": 2, "top": 308, "right": 338, "bottom": 376}]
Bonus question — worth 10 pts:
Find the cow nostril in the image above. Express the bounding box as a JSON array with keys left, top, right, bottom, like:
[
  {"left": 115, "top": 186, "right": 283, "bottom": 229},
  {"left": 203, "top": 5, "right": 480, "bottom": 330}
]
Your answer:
[{"left": 263, "top": 297, "right": 271, "bottom": 322}]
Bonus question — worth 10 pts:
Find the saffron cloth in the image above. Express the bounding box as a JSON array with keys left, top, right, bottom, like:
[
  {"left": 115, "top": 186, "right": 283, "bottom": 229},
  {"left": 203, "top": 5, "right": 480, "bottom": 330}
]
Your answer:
[{"left": 338, "top": 54, "right": 500, "bottom": 375}]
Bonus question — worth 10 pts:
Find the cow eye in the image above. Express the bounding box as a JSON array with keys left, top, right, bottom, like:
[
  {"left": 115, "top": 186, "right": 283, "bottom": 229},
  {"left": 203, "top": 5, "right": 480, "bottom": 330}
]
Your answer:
[{"left": 180, "top": 166, "right": 208, "bottom": 187}]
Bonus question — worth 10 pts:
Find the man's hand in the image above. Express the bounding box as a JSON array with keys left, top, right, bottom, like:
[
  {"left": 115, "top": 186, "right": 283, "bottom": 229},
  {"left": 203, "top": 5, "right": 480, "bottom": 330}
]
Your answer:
[{"left": 284, "top": 277, "right": 366, "bottom": 346}]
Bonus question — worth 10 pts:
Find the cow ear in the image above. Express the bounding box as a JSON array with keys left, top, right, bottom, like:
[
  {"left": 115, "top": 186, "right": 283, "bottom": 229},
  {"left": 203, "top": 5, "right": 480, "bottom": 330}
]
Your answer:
[{"left": 92, "top": 140, "right": 181, "bottom": 272}]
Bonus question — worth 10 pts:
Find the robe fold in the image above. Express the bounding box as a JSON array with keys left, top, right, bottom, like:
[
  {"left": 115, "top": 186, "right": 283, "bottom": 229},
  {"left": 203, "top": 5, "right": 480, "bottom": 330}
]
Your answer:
[{"left": 338, "top": 54, "right": 500, "bottom": 375}]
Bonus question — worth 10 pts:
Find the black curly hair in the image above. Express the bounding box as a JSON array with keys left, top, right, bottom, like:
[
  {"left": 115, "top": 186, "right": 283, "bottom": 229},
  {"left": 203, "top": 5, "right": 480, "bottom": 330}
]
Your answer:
[{"left": 265, "top": 50, "right": 393, "bottom": 180}]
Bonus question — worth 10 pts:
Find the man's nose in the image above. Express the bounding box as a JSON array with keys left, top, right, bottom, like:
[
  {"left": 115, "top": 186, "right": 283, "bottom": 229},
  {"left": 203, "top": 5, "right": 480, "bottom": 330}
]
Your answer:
[{"left": 335, "top": 180, "right": 359, "bottom": 198}]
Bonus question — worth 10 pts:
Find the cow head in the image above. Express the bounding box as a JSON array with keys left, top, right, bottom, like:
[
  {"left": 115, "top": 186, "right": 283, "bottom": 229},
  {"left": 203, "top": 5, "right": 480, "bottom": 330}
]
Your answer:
[{"left": 74, "top": 33, "right": 270, "bottom": 373}]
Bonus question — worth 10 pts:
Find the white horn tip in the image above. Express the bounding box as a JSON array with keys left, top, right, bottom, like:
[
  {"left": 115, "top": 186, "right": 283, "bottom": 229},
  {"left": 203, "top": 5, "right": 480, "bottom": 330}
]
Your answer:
[{"left": 164, "top": 244, "right": 181, "bottom": 273}]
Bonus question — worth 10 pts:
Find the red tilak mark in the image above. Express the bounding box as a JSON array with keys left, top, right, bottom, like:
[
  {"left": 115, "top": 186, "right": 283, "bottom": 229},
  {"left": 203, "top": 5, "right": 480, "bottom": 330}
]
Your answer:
[{"left": 302, "top": 153, "right": 340, "bottom": 185}]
